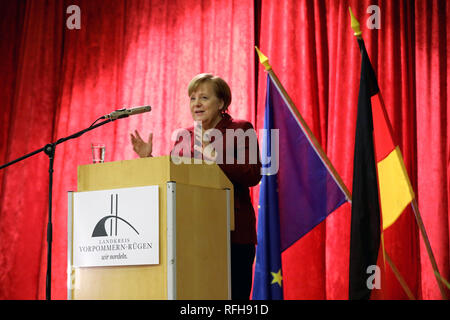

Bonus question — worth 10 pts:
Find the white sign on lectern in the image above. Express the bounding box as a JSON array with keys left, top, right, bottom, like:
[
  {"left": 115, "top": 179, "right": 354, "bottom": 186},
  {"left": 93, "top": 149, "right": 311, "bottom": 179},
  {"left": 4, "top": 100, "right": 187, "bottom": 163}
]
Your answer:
[{"left": 73, "top": 185, "right": 159, "bottom": 267}]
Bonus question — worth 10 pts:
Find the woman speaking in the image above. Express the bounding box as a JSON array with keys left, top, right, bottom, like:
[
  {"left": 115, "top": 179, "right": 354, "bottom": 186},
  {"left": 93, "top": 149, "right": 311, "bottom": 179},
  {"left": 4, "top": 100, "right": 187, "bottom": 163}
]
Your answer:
[{"left": 130, "top": 73, "right": 261, "bottom": 300}]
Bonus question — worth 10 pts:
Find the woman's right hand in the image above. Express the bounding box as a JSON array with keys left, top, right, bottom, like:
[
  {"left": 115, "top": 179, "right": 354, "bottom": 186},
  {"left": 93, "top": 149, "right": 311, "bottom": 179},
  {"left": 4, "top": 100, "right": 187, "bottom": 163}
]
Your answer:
[{"left": 130, "top": 130, "right": 153, "bottom": 158}]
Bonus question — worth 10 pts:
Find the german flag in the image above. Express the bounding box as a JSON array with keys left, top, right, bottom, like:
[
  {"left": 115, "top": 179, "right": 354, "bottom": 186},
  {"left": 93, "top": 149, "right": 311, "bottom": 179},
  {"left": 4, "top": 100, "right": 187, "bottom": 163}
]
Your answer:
[
  {"left": 349, "top": 38, "right": 414, "bottom": 300},
  {"left": 372, "top": 93, "right": 415, "bottom": 230}
]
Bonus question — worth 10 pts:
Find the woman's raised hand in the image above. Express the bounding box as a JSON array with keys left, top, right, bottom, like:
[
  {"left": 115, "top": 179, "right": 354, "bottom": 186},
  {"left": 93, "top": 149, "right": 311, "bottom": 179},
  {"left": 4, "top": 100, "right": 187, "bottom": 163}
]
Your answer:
[{"left": 130, "top": 130, "right": 153, "bottom": 158}]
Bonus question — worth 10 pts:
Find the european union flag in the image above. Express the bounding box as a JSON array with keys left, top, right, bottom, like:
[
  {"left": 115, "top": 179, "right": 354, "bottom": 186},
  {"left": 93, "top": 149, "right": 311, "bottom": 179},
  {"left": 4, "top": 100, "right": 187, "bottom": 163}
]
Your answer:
[
  {"left": 252, "top": 77, "right": 284, "bottom": 299},
  {"left": 252, "top": 74, "right": 349, "bottom": 300}
]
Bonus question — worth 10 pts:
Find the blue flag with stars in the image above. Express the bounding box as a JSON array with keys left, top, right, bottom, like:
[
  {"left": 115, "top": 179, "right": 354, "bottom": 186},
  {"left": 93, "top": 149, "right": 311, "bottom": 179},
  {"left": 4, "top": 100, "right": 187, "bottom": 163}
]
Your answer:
[
  {"left": 252, "top": 74, "right": 348, "bottom": 300},
  {"left": 252, "top": 80, "right": 283, "bottom": 299}
]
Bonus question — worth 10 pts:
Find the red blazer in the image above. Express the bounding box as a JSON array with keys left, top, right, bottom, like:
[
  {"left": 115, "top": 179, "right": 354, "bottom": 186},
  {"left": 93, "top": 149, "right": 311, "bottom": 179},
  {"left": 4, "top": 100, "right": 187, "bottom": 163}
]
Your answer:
[{"left": 172, "top": 113, "right": 261, "bottom": 244}]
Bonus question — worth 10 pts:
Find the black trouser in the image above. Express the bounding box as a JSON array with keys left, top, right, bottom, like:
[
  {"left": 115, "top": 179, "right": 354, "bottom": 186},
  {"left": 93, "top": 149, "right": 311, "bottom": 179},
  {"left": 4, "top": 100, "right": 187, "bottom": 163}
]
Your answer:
[{"left": 230, "top": 243, "right": 256, "bottom": 300}]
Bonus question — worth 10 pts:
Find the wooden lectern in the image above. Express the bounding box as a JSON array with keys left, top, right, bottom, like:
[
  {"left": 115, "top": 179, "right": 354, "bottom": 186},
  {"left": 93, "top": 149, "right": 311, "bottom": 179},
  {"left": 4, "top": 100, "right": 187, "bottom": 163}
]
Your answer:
[{"left": 67, "top": 156, "right": 234, "bottom": 300}]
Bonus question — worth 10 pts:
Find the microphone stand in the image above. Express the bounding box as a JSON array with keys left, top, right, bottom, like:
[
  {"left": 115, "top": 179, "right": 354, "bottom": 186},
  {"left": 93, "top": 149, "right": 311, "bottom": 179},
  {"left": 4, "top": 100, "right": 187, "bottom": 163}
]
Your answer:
[{"left": 0, "top": 118, "right": 114, "bottom": 300}]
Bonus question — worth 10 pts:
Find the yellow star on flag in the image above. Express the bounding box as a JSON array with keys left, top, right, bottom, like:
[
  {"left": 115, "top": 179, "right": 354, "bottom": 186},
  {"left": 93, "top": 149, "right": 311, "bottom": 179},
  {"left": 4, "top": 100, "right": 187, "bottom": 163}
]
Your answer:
[{"left": 271, "top": 269, "right": 283, "bottom": 287}]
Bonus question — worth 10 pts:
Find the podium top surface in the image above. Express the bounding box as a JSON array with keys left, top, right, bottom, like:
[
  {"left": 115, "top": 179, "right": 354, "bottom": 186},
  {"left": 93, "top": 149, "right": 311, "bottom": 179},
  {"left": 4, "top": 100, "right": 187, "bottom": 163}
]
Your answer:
[{"left": 77, "top": 155, "right": 233, "bottom": 192}]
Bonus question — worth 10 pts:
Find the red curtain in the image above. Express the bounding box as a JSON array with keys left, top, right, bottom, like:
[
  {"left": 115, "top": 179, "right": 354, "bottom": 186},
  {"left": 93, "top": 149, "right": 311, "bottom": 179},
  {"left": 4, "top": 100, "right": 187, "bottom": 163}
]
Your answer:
[
  {"left": 0, "top": 0, "right": 65, "bottom": 299},
  {"left": 0, "top": 0, "right": 448, "bottom": 300},
  {"left": 0, "top": 0, "right": 255, "bottom": 299},
  {"left": 256, "top": 0, "right": 449, "bottom": 300}
]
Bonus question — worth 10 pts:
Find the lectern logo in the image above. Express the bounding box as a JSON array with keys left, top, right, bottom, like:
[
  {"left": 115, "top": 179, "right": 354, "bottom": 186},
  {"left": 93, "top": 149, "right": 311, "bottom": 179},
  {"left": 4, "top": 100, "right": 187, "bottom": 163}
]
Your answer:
[{"left": 92, "top": 194, "right": 139, "bottom": 237}]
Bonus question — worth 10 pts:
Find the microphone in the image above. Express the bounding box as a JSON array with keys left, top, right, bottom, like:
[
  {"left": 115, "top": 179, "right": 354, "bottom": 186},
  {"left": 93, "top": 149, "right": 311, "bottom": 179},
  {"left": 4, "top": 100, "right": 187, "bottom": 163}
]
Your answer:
[{"left": 102, "top": 105, "right": 152, "bottom": 120}]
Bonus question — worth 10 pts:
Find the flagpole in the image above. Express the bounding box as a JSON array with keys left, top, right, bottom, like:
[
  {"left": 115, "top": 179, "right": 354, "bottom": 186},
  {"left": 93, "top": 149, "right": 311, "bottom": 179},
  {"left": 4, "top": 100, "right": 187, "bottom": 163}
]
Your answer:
[
  {"left": 411, "top": 199, "right": 448, "bottom": 299},
  {"left": 255, "top": 47, "right": 352, "bottom": 202},
  {"left": 349, "top": 7, "right": 448, "bottom": 300},
  {"left": 378, "top": 90, "right": 448, "bottom": 300},
  {"left": 384, "top": 249, "right": 415, "bottom": 300}
]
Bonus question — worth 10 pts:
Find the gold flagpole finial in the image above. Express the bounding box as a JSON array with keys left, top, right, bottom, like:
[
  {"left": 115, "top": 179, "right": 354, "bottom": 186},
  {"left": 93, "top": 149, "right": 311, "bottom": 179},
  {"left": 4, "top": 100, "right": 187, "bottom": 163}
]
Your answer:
[
  {"left": 255, "top": 46, "right": 272, "bottom": 71},
  {"left": 349, "top": 7, "right": 362, "bottom": 38}
]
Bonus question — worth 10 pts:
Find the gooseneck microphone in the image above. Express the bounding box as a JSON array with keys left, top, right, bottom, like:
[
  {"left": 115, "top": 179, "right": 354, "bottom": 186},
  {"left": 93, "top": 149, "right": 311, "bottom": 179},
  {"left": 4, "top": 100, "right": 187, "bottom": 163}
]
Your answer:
[{"left": 101, "top": 105, "right": 152, "bottom": 120}]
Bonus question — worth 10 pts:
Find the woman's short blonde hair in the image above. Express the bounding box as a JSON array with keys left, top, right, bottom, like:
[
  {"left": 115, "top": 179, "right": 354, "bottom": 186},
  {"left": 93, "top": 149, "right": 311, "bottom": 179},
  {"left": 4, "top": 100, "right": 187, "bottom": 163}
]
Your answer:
[{"left": 188, "top": 73, "right": 232, "bottom": 112}]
